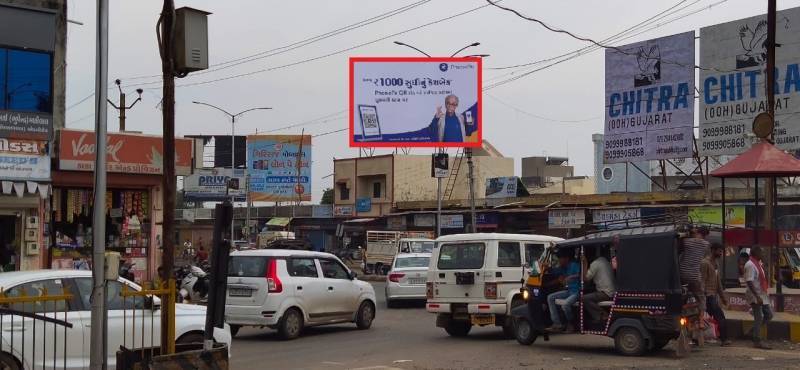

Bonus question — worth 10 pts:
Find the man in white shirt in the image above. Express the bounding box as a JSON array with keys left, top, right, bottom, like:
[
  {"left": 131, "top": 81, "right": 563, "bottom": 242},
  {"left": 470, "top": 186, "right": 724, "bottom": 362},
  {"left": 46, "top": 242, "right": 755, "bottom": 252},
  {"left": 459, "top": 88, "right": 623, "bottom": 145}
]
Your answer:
[
  {"left": 744, "top": 247, "right": 772, "bottom": 349},
  {"left": 582, "top": 248, "right": 616, "bottom": 324}
]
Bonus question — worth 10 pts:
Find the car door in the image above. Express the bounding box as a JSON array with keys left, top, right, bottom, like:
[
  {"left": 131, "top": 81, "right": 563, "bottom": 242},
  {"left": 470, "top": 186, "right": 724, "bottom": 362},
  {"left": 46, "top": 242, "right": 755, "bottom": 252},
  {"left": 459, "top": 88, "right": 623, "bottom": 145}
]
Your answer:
[
  {"left": 286, "top": 257, "right": 327, "bottom": 320},
  {"left": 317, "top": 258, "right": 359, "bottom": 319},
  {"left": 1, "top": 278, "right": 86, "bottom": 370},
  {"left": 74, "top": 278, "right": 157, "bottom": 369}
]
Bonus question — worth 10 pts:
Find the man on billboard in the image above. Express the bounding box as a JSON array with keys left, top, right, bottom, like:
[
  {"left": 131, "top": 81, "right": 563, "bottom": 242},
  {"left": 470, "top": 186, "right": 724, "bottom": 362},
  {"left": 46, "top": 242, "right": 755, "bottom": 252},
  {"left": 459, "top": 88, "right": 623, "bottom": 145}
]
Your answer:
[{"left": 429, "top": 95, "right": 467, "bottom": 142}]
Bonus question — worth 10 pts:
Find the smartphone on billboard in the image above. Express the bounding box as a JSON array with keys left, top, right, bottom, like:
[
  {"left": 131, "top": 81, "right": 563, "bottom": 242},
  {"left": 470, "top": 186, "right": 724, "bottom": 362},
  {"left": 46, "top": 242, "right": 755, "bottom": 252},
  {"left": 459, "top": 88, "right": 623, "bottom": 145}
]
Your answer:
[
  {"left": 358, "top": 105, "right": 382, "bottom": 141},
  {"left": 465, "top": 110, "right": 473, "bottom": 126}
]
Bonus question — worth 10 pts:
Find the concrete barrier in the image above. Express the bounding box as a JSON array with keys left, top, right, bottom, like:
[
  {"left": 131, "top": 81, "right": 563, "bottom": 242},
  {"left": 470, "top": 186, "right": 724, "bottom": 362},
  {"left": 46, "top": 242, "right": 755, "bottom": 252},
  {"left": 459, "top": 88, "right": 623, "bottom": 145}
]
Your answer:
[{"left": 724, "top": 310, "right": 800, "bottom": 343}]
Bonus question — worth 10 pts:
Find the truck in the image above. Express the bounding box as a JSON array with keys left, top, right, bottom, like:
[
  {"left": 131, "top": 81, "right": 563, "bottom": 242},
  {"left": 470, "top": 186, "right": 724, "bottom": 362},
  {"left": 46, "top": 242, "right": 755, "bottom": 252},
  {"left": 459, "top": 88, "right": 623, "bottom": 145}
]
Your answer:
[{"left": 365, "top": 231, "right": 434, "bottom": 275}]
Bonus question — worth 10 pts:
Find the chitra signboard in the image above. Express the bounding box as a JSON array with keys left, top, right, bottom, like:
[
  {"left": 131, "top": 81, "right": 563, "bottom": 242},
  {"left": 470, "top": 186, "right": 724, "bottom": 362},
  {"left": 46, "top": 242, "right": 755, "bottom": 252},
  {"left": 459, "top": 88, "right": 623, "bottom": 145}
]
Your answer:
[
  {"left": 604, "top": 32, "right": 695, "bottom": 163},
  {"left": 350, "top": 57, "right": 482, "bottom": 148},
  {"left": 699, "top": 7, "right": 800, "bottom": 156}
]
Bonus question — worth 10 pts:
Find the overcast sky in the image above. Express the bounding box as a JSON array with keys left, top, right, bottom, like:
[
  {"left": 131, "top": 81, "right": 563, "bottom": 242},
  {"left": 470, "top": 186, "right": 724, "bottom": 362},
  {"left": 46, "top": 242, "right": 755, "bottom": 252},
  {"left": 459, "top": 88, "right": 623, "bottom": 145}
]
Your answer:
[{"left": 63, "top": 0, "right": 800, "bottom": 202}]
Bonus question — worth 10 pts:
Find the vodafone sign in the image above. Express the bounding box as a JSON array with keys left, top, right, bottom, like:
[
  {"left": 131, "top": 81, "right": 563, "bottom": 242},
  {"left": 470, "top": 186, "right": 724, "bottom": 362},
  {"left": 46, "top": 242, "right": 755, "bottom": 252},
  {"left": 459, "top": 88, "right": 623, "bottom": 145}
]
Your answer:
[{"left": 58, "top": 129, "right": 192, "bottom": 175}]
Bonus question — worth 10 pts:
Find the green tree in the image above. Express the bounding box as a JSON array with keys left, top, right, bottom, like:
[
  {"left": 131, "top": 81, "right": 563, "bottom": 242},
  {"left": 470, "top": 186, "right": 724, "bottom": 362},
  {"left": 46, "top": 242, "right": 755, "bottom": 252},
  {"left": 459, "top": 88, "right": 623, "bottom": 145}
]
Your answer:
[{"left": 321, "top": 188, "right": 334, "bottom": 205}]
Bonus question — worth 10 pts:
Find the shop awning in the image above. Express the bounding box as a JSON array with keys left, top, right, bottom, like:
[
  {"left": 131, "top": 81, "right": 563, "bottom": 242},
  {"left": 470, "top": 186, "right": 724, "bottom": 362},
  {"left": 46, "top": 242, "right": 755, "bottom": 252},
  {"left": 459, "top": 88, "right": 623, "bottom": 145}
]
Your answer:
[
  {"left": 343, "top": 218, "right": 376, "bottom": 223},
  {"left": 266, "top": 217, "right": 293, "bottom": 227}
]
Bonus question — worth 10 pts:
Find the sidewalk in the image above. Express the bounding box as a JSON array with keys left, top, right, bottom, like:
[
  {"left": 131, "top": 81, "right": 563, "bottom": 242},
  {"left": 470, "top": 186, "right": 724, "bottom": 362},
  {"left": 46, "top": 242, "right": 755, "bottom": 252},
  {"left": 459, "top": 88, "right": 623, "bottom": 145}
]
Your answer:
[{"left": 724, "top": 309, "right": 800, "bottom": 343}]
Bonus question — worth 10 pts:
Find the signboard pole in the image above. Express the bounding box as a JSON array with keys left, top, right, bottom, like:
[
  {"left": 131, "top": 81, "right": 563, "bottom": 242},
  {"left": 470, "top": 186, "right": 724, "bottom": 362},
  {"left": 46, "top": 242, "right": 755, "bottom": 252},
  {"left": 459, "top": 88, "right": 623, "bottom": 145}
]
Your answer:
[
  {"left": 437, "top": 176, "right": 442, "bottom": 237},
  {"left": 466, "top": 148, "right": 477, "bottom": 232},
  {"left": 89, "top": 1, "right": 109, "bottom": 368}
]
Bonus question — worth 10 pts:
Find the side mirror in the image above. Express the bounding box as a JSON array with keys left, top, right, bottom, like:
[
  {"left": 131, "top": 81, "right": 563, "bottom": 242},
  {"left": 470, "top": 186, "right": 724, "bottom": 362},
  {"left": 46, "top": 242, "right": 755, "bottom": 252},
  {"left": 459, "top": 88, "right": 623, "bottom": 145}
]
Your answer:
[{"left": 349, "top": 271, "right": 358, "bottom": 280}]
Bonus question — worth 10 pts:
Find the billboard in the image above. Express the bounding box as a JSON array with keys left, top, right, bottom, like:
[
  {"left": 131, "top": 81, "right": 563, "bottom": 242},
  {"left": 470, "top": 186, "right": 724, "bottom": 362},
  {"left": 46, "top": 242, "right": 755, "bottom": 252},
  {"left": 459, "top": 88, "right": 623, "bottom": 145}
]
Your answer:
[
  {"left": 604, "top": 32, "right": 695, "bottom": 163},
  {"left": 247, "top": 135, "right": 311, "bottom": 202},
  {"left": 699, "top": 7, "right": 800, "bottom": 155},
  {"left": 58, "top": 129, "right": 193, "bottom": 175},
  {"left": 0, "top": 138, "right": 49, "bottom": 180},
  {"left": 183, "top": 168, "right": 246, "bottom": 201},
  {"left": 485, "top": 177, "right": 518, "bottom": 198},
  {"left": 350, "top": 57, "right": 481, "bottom": 147},
  {"left": 688, "top": 206, "right": 745, "bottom": 228}
]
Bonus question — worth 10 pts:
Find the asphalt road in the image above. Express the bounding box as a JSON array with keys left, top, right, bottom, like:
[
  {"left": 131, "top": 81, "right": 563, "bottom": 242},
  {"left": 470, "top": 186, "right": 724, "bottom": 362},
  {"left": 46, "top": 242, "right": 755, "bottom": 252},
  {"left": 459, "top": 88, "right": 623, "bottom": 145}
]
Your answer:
[{"left": 230, "top": 282, "right": 799, "bottom": 370}]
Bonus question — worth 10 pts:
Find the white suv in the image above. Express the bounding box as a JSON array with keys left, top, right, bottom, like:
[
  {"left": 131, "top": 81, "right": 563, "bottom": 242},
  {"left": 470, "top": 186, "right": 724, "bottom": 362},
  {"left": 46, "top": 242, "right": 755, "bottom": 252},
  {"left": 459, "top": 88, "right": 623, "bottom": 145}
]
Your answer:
[{"left": 225, "top": 250, "right": 376, "bottom": 340}]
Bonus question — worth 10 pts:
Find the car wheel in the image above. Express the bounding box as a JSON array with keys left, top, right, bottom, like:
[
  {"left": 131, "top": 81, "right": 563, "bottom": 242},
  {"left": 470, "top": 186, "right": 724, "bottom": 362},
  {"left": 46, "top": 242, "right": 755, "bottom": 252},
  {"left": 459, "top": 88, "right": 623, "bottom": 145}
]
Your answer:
[
  {"left": 176, "top": 332, "right": 205, "bottom": 346},
  {"left": 514, "top": 317, "right": 537, "bottom": 345},
  {"left": 0, "top": 353, "right": 20, "bottom": 370},
  {"left": 614, "top": 327, "right": 646, "bottom": 356},
  {"left": 444, "top": 320, "right": 472, "bottom": 337},
  {"left": 503, "top": 299, "right": 525, "bottom": 338},
  {"left": 375, "top": 264, "right": 383, "bottom": 275},
  {"left": 230, "top": 325, "right": 240, "bottom": 337},
  {"left": 356, "top": 301, "right": 375, "bottom": 330},
  {"left": 278, "top": 308, "right": 304, "bottom": 340}
]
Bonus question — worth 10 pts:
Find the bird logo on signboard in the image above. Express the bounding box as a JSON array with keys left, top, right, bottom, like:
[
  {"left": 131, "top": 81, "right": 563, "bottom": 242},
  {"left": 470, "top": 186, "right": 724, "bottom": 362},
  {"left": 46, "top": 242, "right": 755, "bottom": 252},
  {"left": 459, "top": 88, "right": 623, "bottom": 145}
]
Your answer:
[
  {"left": 634, "top": 44, "right": 661, "bottom": 87},
  {"left": 737, "top": 19, "right": 768, "bottom": 68}
]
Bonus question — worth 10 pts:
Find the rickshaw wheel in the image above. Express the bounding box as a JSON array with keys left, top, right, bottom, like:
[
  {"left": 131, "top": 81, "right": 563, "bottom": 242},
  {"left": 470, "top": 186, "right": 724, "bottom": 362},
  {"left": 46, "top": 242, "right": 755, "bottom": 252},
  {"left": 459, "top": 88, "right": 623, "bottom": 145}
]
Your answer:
[
  {"left": 614, "top": 327, "right": 646, "bottom": 356},
  {"left": 651, "top": 337, "right": 671, "bottom": 352},
  {"left": 514, "top": 317, "right": 537, "bottom": 345}
]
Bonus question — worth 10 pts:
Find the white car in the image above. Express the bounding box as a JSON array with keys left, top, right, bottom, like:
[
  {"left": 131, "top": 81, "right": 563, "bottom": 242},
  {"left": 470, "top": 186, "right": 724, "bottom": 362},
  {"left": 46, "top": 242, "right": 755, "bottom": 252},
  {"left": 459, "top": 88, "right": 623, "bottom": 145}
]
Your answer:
[
  {"left": 385, "top": 253, "right": 431, "bottom": 308},
  {"left": 225, "top": 249, "right": 376, "bottom": 340},
  {"left": 0, "top": 270, "right": 231, "bottom": 370}
]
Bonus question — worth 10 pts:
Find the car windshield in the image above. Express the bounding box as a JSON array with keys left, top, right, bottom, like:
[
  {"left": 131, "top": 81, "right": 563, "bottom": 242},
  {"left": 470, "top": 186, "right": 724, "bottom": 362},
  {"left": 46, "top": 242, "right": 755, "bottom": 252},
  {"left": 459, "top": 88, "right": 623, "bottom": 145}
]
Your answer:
[
  {"left": 395, "top": 256, "right": 430, "bottom": 268},
  {"left": 437, "top": 242, "right": 485, "bottom": 270}
]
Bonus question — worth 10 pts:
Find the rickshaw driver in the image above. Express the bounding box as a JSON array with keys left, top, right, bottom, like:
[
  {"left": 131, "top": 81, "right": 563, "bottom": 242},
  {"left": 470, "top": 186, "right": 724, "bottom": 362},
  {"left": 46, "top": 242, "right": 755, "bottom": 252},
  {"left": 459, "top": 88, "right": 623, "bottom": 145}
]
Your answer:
[{"left": 581, "top": 247, "right": 616, "bottom": 324}]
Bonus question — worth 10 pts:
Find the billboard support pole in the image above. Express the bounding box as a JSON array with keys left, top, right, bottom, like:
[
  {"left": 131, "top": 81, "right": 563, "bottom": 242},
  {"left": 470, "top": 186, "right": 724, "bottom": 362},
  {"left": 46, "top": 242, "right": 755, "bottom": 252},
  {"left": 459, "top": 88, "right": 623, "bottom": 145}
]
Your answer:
[
  {"left": 764, "top": 0, "right": 782, "bottom": 311},
  {"left": 466, "top": 148, "right": 477, "bottom": 233}
]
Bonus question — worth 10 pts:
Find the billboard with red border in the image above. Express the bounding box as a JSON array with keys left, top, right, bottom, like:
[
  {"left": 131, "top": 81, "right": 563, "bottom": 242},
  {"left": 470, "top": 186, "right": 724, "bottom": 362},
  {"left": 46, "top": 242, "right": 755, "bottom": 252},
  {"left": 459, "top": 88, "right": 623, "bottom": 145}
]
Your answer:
[{"left": 349, "top": 57, "right": 482, "bottom": 148}]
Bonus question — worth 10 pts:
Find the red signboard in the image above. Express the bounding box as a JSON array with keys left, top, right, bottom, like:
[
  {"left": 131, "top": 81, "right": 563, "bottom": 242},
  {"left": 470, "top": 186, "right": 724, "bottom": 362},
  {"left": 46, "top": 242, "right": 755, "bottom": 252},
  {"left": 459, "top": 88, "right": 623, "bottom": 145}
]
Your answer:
[{"left": 58, "top": 129, "right": 192, "bottom": 175}]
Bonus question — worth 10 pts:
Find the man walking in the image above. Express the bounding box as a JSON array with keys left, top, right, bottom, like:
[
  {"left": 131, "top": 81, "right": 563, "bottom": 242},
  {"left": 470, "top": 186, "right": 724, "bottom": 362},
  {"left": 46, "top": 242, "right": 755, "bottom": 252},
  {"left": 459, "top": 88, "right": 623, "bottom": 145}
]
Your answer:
[
  {"left": 702, "top": 243, "right": 731, "bottom": 346},
  {"left": 745, "top": 246, "right": 772, "bottom": 349},
  {"left": 680, "top": 226, "right": 710, "bottom": 315}
]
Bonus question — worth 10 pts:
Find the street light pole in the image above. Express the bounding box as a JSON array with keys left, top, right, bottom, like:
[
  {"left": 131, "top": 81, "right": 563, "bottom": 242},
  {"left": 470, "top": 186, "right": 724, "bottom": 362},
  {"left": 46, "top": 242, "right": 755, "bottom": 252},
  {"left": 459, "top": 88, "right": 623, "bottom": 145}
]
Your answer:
[
  {"left": 106, "top": 79, "right": 143, "bottom": 131},
  {"left": 192, "top": 101, "right": 271, "bottom": 247},
  {"left": 393, "top": 41, "right": 484, "bottom": 234}
]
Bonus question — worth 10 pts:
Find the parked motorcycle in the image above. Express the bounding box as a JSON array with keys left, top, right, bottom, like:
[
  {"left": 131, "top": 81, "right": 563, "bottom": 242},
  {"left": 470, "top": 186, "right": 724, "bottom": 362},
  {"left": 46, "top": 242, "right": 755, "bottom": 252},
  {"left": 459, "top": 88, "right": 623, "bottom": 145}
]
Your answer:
[{"left": 176, "top": 264, "right": 210, "bottom": 304}]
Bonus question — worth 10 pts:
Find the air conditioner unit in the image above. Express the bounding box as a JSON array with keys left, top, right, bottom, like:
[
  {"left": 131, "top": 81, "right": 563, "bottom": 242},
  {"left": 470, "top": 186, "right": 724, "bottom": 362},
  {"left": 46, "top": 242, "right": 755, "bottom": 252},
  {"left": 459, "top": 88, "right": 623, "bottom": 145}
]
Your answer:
[{"left": 174, "top": 7, "right": 211, "bottom": 73}]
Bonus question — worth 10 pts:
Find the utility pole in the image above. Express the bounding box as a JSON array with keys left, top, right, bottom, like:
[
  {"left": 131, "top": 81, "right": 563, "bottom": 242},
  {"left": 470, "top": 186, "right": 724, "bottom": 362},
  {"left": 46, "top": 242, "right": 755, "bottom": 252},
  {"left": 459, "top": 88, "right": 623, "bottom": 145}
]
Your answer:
[
  {"left": 89, "top": 1, "right": 109, "bottom": 369},
  {"left": 158, "top": 0, "right": 177, "bottom": 354},
  {"left": 106, "top": 79, "right": 143, "bottom": 131},
  {"left": 293, "top": 129, "right": 306, "bottom": 217},
  {"left": 393, "top": 41, "right": 485, "bottom": 235},
  {"left": 764, "top": 0, "right": 782, "bottom": 311}
]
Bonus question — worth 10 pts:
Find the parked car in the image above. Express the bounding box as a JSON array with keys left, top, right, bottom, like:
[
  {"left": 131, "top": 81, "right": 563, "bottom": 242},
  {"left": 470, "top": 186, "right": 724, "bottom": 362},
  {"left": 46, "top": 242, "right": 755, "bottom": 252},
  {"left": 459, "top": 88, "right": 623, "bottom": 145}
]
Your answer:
[
  {"left": 225, "top": 249, "right": 377, "bottom": 340},
  {"left": 385, "top": 253, "right": 431, "bottom": 308},
  {"left": 426, "top": 233, "right": 561, "bottom": 338},
  {"left": 0, "top": 270, "right": 232, "bottom": 370}
]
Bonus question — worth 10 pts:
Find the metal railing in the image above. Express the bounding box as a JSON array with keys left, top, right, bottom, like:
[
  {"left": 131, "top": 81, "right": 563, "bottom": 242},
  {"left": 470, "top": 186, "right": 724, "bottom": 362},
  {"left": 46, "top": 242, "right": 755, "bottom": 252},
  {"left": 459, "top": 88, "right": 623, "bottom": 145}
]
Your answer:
[
  {"left": 0, "top": 287, "right": 74, "bottom": 370},
  {"left": 117, "top": 279, "right": 177, "bottom": 366}
]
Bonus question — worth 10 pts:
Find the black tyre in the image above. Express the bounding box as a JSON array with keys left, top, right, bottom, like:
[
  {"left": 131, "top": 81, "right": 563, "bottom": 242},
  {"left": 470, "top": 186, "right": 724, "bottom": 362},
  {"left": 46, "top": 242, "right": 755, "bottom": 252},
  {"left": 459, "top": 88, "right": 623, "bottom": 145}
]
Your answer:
[
  {"left": 176, "top": 332, "right": 204, "bottom": 345},
  {"left": 230, "top": 325, "right": 241, "bottom": 337},
  {"left": 0, "top": 353, "right": 20, "bottom": 370},
  {"left": 375, "top": 264, "right": 384, "bottom": 275},
  {"left": 614, "top": 327, "right": 647, "bottom": 356},
  {"left": 503, "top": 299, "right": 525, "bottom": 338},
  {"left": 514, "top": 317, "right": 537, "bottom": 345},
  {"left": 356, "top": 301, "right": 375, "bottom": 329},
  {"left": 444, "top": 320, "right": 472, "bottom": 337},
  {"left": 278, "top": 308, "right": 303, "bottom": 340},
  {"left": 386, "top": 298, "right": 398, "bottom": 309}
]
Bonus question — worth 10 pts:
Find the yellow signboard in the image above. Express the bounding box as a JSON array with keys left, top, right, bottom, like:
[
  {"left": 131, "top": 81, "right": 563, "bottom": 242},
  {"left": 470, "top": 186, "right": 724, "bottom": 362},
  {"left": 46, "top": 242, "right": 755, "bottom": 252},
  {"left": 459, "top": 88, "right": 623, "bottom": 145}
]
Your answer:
[{"left": 688, "top": 206, "right": 745, "bottom": 228}]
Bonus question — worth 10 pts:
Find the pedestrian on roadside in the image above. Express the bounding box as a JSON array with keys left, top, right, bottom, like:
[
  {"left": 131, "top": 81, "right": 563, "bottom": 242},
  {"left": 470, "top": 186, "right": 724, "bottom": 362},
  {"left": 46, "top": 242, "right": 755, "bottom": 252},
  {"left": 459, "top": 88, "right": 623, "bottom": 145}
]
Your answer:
[
  {"left": 702, "top": 243, "right": 731, "bottom": 346},
  {"left": 680, "top": 226, "right": 710, "bottom": 315},
  {"left": 744, "top": 246, "right": 772, "bottom": 349},
  {"left": 738, "top": 250, "right": 750, "bottom": 287}
]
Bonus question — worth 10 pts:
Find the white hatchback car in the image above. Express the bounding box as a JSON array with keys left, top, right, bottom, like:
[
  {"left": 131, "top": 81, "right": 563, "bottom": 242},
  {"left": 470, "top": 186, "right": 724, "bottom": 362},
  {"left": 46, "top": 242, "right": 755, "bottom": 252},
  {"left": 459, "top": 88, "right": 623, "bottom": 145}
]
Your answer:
[
  {"left": 385, "top": 253, "right": 431, "bottom": 308},
  {"left": 0, "top": 270, "right": 231, "bottom": 370},
  {"left": 225, "top": 250, "right": 377, "bottom": 340}
]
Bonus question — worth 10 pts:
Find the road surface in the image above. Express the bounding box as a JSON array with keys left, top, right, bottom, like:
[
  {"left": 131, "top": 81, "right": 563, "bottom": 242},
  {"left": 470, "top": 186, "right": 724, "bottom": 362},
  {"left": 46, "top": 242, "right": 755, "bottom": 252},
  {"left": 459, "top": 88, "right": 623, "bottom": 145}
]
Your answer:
[{"left": 230, "top": 282, "right": 798, "bottom": 369}]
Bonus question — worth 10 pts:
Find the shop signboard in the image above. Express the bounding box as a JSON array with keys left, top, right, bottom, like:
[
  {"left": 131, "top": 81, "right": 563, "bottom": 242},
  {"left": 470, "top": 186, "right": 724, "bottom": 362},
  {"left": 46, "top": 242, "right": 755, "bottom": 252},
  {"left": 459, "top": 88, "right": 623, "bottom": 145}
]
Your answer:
[
  {"left": 592, "top": 208, "right": 641, "bottom": 229},
  {"left": 350, "top": 57, "right": 482, "bottom": 148},
  {"left": 247, "top": 135, "right": 312, "bottom": 202},
  {"left": 312, "top": 204, "right": 333, "bottom": 218},
  {"left": 688, "top": 205, "right": 745, "bottom": 228},
  {"left": 0, "top": 138, "right": 49, "bottom": 180},
  {"left": 58, "top": 129, "right": 193, "bottom": 175},
  {"left": 334, "top": 205, "right": 353, "bottom": 217},
  {"left": 476, "top": 213, "right": 499, "bottom": 228},
  {"left": 604, "top": 32, "right": 695, "bottom": 163},
  {"left": 440, "top": 214, "right": 464, "bottom": 229},
  {"left": 699, "top": 7, "right": 800, "bottom": 156},
  {"left": 183, "top": 168, "right": 246, "bottom": 201},
  {"left": 414, "top": 214, "right": 436, "bottom": 227},
  {"left": 356, "top": 197, "right": 371, "bottom": 212},
  {"left": 549, "top": 209, "right": 586, "bottom": 229},
  {"left": 387, "top": 216, "right": 407, "bottom": 230}
]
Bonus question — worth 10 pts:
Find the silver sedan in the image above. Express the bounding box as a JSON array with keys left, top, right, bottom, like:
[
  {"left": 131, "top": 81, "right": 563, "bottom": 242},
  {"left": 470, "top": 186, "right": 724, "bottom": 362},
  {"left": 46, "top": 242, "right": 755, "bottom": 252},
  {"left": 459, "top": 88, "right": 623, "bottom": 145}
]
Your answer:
[{"left": 385, "top": 253, "right": 431, "bottom": 308}]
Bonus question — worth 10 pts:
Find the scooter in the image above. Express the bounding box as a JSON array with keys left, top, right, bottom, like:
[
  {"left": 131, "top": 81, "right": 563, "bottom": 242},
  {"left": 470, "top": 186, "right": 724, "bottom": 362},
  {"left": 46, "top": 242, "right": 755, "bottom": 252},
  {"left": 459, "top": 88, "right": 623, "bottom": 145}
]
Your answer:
[{"left": 177, "top": 264, "right": 210, "bottom": 304}]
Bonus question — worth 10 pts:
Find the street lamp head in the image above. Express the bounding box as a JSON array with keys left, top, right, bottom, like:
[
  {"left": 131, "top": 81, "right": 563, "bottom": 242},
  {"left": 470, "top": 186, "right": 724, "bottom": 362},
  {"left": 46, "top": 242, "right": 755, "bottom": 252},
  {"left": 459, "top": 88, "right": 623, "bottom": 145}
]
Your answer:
[
  {"left": 115, "top": 79, "right": 121, "bottom": 86},
  {"left": 135, "top": 88, "right": 143, "bottom": 95},
  {"left": 470, "top": 42, "right": 480, "bottom": 47},
  {"left": 393, "top": 41, "right": 405, "bottom": 46}
]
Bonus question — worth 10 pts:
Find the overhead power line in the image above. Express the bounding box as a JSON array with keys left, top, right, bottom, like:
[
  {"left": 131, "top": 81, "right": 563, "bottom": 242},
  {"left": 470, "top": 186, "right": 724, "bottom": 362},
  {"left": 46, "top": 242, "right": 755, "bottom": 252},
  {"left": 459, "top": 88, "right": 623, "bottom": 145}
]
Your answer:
[{"left": 486, "top": 93, "right": 601, "bottom": 123}]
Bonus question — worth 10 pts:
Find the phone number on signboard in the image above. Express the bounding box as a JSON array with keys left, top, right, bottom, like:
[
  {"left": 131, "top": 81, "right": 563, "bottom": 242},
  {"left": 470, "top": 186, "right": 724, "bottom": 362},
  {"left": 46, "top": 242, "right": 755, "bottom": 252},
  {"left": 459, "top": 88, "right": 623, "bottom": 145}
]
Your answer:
[
  {"left": 605, "top": 148, "right": 645, "bottom": 160},
  {"left": 604, "top": 137, "right": 643, "bottom": 149},
  {"left": 700, "top": 137, "right": 747, "bottom": 152},
  {"left": 701, "top": 124, "right": 747, "bottom": 138}
]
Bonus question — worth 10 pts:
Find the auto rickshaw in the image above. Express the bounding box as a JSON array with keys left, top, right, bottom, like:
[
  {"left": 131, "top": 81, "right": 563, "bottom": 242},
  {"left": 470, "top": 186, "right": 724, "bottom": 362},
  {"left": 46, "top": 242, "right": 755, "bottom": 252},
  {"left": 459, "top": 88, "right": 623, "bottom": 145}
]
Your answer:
[{"left": 511, "top": 224, "right": 701, "bottom": 356}]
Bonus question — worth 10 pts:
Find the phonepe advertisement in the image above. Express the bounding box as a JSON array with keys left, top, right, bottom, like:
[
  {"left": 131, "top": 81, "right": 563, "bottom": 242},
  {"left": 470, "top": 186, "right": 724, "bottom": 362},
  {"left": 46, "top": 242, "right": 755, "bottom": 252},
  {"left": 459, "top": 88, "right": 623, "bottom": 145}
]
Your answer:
[
  {"left": 604, "top": 31, "right": 695, "bottom": 163},
  {"left": 350, "top": 57, "right": 482, "bottom": 147}
]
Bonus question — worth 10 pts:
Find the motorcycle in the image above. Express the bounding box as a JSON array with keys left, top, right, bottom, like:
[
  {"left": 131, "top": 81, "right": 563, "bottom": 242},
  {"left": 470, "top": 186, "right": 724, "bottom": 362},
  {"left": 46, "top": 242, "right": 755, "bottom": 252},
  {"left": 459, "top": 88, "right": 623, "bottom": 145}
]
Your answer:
[{"left": 176, "top": 264, "right": 210, "bottom": 304}]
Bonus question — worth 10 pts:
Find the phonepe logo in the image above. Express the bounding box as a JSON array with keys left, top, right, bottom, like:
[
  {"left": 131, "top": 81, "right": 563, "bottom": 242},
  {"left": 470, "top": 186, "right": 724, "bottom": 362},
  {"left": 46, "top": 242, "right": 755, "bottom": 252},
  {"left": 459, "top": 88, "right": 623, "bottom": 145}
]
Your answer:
[{"left": 439, "top": 63, "right": 448, "bottom": 72}]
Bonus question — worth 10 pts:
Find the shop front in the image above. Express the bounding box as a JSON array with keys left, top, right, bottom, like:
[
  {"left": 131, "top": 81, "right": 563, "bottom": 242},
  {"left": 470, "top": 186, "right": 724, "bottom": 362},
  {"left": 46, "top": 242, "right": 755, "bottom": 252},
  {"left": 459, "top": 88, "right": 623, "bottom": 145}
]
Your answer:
[{"left": 49, "top": 129, "right": 192, "bottom": 282}]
